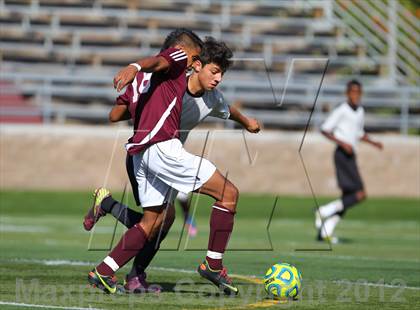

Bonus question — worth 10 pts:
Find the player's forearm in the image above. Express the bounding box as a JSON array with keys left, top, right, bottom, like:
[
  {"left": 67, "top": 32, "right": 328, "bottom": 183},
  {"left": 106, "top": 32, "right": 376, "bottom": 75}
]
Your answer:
[
  {"left": 109, "top": 105, "right": 130, "bottom": 122},
  {"left": 321, "top": 130, "right": 346, "bottom": 147},
  {"left": 114, "top": 56, "right": 170, "bottom": 92},
  {"left": 228, "top": 105, "right": 249, "bottom": 128},
  {"left": 361, "top": 134, "right": 373, "bottom": 144},
  {"left": 361, "top": 134, "right": 381, "bottom": 148},
  {"left": 133, "top": 56, "right": 169, "bottom": 73}
]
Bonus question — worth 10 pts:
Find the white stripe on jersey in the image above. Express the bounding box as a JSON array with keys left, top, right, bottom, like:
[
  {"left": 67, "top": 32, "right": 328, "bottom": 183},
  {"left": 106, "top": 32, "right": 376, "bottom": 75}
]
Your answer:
[
  {"left": 131, "top": 76, "right": 138, "bottom": 103},
  {"left": 125, "top": 97, "right": 178, "bottom": 150},
  {"left": 173, "top": 55, "right": 188, "bottom": 61},
  {"left": 170, "top": 50, "right": 185, "bottom": 57}
]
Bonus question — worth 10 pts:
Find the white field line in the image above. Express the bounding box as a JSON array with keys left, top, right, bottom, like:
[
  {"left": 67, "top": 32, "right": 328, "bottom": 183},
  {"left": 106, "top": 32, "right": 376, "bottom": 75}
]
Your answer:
[
  {"left": 0, "top": 224, "right": 50, "bottom": 233},
  {"left": 332, "top": 280, "right": 420, "bottom": 290},
  {"left": 0, "top": 301, "right": 103, "bottom": 310},
  {"left": 308, "top": 254, "right": 420, "bottom": 264},
  {"left": 5, "top": 258, "right": 420, "bottom": 291}
]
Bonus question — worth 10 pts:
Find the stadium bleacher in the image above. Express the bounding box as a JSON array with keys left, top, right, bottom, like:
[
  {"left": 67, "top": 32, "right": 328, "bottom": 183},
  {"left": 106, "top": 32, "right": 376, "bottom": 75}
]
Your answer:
[{"left": 0, "top": 0, "right": 419, "bottom": 132}]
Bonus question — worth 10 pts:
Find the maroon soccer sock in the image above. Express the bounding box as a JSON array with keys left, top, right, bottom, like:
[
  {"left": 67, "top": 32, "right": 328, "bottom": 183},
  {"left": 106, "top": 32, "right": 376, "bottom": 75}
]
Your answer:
[
  {"left": 96, "top": 224, "right": 147, "bottom": 276},
  {"left": 206, "top": 203, "right": 235, "bottom": 270}
]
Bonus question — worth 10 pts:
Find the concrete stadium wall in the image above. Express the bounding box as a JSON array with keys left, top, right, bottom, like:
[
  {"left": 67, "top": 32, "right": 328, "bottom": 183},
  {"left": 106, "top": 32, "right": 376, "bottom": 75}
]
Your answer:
[{"left": 0, "top": 124, "right": 419, "bottom": 198}]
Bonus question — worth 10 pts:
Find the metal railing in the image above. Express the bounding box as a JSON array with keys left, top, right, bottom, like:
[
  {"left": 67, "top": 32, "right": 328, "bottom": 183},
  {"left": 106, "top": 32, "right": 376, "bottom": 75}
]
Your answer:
[
  {"left": 1, "top": 0, "right": 419, "bottom": 133},
  {"left": 1, "top": 71, "right": 419, "bottom": 133},
  {"left": 332, "top": 0, "right": 419, "bottom": 86}
]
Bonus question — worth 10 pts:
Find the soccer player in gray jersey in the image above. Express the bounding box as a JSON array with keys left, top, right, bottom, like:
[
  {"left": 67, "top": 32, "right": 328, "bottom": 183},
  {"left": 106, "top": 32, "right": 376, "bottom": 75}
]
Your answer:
[
  {"left": 315, "top": 80, "right": 383, "bottom": 243},
  {"left": 84, "top": 37, "right": 260, "bottom": 294},
  {"left": 176, "top": 37, "right": 260, "bottom": 237}
]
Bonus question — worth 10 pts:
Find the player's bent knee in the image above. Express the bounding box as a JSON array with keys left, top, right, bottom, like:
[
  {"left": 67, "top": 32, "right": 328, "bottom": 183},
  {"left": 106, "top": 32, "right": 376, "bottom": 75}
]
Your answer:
[
  {"left": 147, "top": 226, "right": 160, "bottom": 241},
  {"left": 357, "top": 190, "right": 366, "bottom": 201},
  {"left": 224, "top": 182, "right": 239, "bottom": 203},
  {"left": 146, "top": 219, "right": 166, "bottom": 240},
  {"left": 138, "top": 223, "right": 153, "bottom": 238},
  {"left": 217, "top": 183, "right": 239, "bottom": 213},
  {"left": 231, "top": 183, "right": 239, "bottom": 201},
  {"left": 139, "top": 207, "right": 166, "bottom": 238}
]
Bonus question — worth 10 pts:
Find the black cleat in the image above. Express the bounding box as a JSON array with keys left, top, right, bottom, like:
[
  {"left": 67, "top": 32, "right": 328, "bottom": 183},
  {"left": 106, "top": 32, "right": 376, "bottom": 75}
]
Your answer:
[{"left": 197, "top": 260, "right": 239, "bottom": 296}]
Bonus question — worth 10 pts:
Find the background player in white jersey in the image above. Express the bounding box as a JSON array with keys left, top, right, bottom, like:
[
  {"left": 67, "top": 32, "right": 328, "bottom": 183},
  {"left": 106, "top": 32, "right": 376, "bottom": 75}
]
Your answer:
[
  {"left": 84, "top": 37, "right": 260, "bottom": 294},
  {"left": 315, "top": 80, "right": 383, "bottom": 243}
]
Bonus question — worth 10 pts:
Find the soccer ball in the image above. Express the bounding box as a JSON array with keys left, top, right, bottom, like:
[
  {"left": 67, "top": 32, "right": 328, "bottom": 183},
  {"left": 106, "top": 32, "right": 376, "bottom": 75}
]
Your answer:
[{"left": 264, "top": 262, "right": 302, "bottom": 299}]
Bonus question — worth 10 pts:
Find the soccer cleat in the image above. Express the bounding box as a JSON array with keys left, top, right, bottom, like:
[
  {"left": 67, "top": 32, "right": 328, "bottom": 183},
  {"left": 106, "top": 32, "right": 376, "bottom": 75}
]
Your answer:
[
  {"left": 197, "top": 260, "right": 239, "bottom": 296},
  {"left": 124, "top": 272, "right": 161, "bottom": 294},
  {"left": 325, "top": 236, "right": 339, "bottom": 244},
  {"left": 83, "top": 187, "right": 111, "bottom": 231},
  {"left": 88, "top": 269, "right": 120, "bottom": 294},
  {"left": 317, "top": 232, "right": 339, "bottom": 244}
]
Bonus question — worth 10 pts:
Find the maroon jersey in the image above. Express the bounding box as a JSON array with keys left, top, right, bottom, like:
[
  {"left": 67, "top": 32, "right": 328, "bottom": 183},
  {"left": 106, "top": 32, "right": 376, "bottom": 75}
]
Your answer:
[{"left": 117, "top": 48, "right": 188, "bottom": 155}]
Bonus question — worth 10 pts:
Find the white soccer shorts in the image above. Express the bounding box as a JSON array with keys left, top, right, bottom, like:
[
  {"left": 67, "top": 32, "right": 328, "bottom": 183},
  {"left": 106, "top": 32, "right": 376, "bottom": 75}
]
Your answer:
[{"left": 131, "top": 139, "right": 216, "bottom": 208}]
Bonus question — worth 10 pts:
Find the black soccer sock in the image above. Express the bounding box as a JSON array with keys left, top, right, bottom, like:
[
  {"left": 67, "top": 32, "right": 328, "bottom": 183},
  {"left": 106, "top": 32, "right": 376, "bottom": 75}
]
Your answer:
[
  {"left": 100, "top": 196, "right": 116, "bottom": 213},
  {"left": 342, "top": 192, "right": 359, "bottom": 209},
  {"left": 128, "top": 229, "right": 170, "bottom": 279},
  {"left": 337, "top": 192, "right": 359, "bottom": 217},
  {"left": 101, "top": 196, "right": 143, "bottom": 228}
]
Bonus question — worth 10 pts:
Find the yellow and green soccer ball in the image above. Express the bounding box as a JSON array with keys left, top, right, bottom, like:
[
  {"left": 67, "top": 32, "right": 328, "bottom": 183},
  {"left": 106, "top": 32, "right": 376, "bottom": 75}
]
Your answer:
[{"left": 264, "top": 262, "right": 302, "bottom": 299}]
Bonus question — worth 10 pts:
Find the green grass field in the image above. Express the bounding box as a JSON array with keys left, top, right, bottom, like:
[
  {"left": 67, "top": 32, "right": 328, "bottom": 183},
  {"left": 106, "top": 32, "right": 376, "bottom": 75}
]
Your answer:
[{"left": 0, "top": 191, "right": 419, "bottom": 309}]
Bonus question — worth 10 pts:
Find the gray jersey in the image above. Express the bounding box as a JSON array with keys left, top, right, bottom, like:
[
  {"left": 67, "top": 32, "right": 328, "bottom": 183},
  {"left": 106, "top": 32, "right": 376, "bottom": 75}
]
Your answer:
[{"left": 179, "top": 88, "right": 230, "bottom": 143}]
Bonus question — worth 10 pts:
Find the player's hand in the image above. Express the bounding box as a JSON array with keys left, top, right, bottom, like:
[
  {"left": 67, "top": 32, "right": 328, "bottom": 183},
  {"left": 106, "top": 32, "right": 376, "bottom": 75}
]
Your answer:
[
  {"left": 374, "top": 141, "right": 383, "bottom": 150},
  {"left": 245, "top": 118, "right": 261, "bottom": 133},
  {"left": 113, "top": 65, "right": 138, "bottom": 92},
  {"left": 340, "top": 142, "right": 353, "bottom": 155}
]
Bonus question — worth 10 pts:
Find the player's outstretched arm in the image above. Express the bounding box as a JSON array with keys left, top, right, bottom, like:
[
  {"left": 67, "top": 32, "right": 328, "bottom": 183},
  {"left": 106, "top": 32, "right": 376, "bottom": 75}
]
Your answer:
[
  {"left": 360, "top": 134, "right": 383, "bottom": 150},
  {"left": 321, "top": 130, "right": 354, "bottom": 155},
  {"left": 113, "top": 56, "right": 170, "bottom": 92},
  {"left": 228, "top": 105, "right": 260, "bottom": 133},
  {"left": 109, "top": 103, "right": 130, "bottom": 123}
]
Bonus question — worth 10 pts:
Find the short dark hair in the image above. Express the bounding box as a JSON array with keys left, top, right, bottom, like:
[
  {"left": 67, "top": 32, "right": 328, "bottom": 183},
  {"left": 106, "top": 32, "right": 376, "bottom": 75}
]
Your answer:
[
  {"left": 198, "top": 37, "right": 233, "bottom": 73},
  {"left": 161, "top": 28, "right": 203, "bottom": 51},
  {"left": 347, "top": 79, "right": 362, "bottom": 91}
]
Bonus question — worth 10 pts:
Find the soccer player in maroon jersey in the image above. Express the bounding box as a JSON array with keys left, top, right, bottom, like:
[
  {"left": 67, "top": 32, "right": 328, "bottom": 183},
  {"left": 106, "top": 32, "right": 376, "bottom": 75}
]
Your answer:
[
  {"left": 88, "top": 30, "right": 240, "bottom": 295},
  {"left": 87, "top": 28, "right": 202, "bottom": 293}
]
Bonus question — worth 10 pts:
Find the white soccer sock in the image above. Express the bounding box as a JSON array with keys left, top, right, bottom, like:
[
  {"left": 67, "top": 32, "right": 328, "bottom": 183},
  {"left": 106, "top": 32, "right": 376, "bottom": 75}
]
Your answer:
[
  {"left": 177, "top": 192, "right": 189, "bottom": 204},
  {"left": 320, "top": 215, "right": 341, "bottom": 238},
  {"left": 319, "top": 199, "right": 344, "bottom": 218},
  {"left": 206, "top": 250, "right": 223, "bottom": 260}
]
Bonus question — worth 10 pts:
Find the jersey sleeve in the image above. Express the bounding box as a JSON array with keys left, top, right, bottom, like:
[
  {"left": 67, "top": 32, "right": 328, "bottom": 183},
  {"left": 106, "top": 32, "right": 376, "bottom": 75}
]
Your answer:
[
  {"left": 209, "top": 90, "right": 230, "bottom": 119},
  {"left": 158, "top": 47, "right": 188, "bottom": 77},
  {"left": 116, "top": 83, "right": 133, "bottom": 106},
  {"left": 321, "top": 105, "right": 343, "bottom": 132}
]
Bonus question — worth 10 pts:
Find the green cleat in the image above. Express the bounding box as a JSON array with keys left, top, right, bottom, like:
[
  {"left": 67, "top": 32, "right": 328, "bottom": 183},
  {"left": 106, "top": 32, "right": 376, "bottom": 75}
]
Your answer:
[
  {"left": 197, "top": 260, "right": 239, "bottom": 296},
  {"left": 88, "top": 269, "right": 121, "bottom": 294},
  {"left": 83, "top": 187, "right": 111, "bottom": 231}
]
